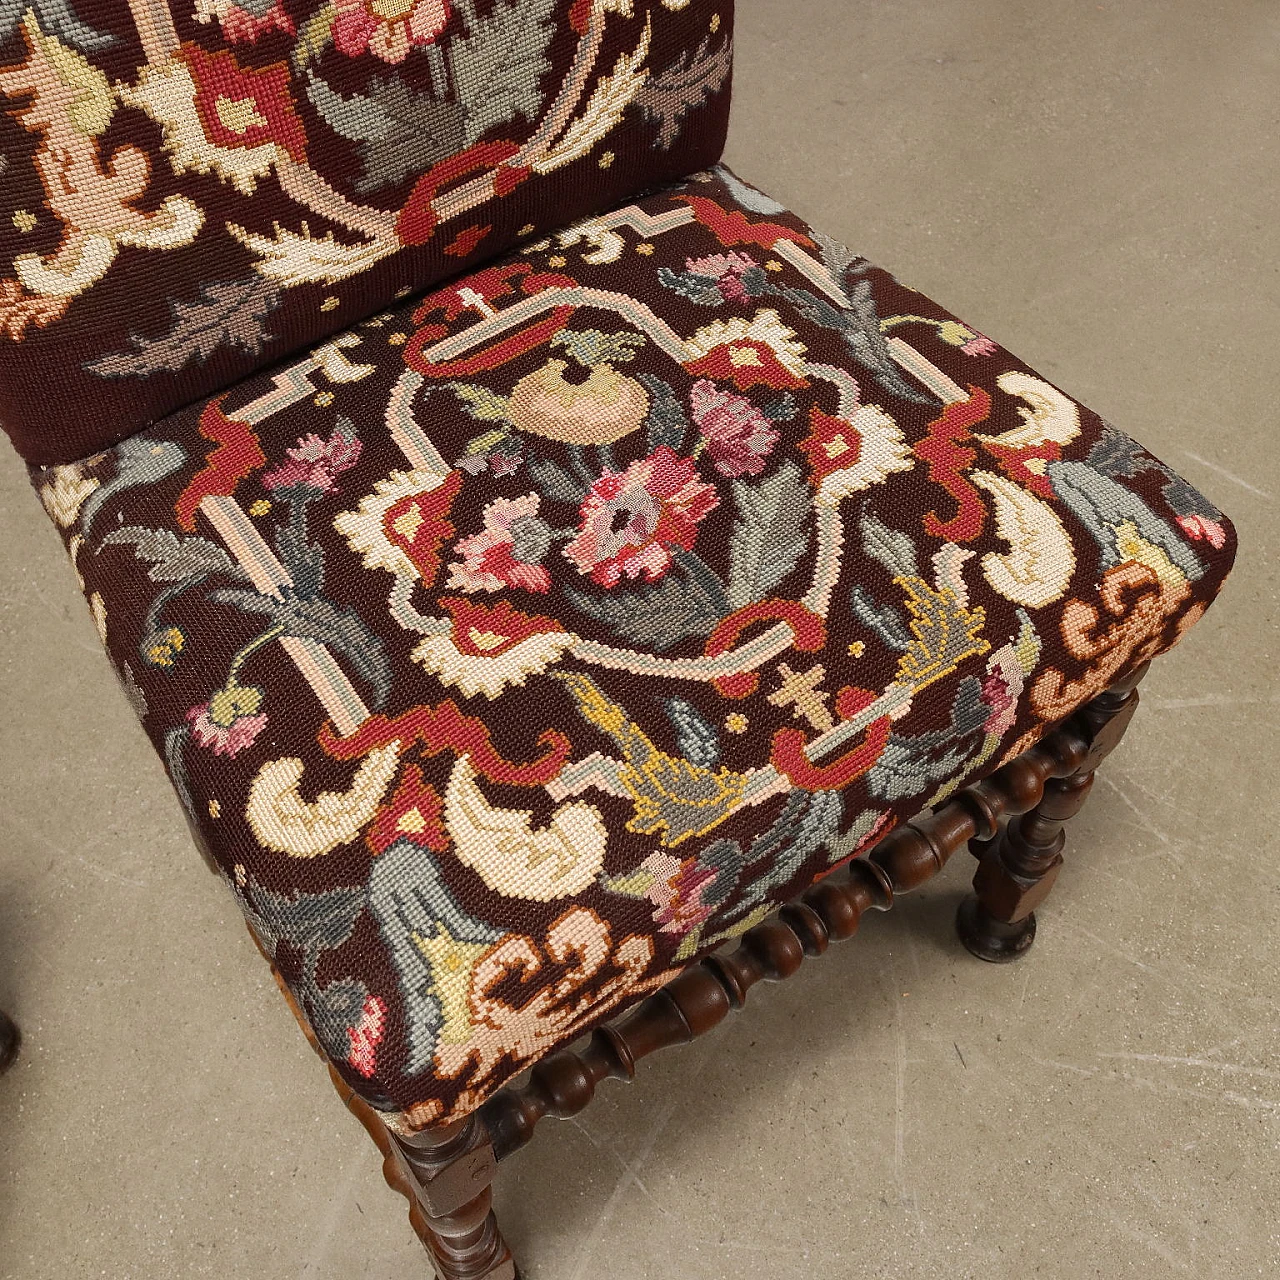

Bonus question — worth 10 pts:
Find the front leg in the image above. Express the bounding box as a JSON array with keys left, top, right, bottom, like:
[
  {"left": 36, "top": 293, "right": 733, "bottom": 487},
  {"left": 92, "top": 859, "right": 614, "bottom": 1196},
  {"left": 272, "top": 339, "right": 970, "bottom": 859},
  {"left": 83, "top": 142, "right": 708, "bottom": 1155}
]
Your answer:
[
  {"left": 391, "top": 1118, "right": 516, "bottom": 1280},
  {"left": 326, "top": 1068, "right": 516, "bottom": 1280},
  {"left": 957, "top": 663, "right": 1149, "bottom": 962}
]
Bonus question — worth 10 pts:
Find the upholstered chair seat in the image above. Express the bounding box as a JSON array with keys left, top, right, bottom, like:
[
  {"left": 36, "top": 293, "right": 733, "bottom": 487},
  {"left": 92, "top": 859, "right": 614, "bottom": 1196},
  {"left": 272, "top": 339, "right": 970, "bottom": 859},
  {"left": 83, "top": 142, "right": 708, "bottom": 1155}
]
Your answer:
[{"left": 31, "top": 167, "right": 1235, "bottom": 1129}]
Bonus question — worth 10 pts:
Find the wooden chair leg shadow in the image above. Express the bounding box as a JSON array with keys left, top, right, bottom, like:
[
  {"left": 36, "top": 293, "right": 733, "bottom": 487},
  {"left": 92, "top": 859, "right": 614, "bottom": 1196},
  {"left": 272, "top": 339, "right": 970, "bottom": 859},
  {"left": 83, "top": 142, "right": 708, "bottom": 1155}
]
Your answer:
[
  {"left": 0, "top": 1009, "right": 18, "bottom": 1075},
  {"left": 276, "top": 664, "right": 1147, "bottom": 1280}
]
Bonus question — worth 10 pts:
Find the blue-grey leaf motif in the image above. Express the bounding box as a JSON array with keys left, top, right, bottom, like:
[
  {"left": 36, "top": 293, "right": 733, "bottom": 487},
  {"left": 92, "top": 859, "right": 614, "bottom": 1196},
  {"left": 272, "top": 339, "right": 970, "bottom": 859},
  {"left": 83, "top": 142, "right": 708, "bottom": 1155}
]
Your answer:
[
  {"left": 1048, "top": 460, "right": 1206, "bottom": 581},
  {"left": 526, "top": 455, "right": 585, "bottom": 505},
  {"left": 99, "top": 526, "right": 248, "bottom": 584},
  {"left": 849, "top": 584, "right": 912, "bottom": 652},
  {"left": 656, "top": 266, "right": 727, "bottom": 308},
  {"left": 306, "top": 73, "right": 466, "bottom": 193},
  {"left": 367, "top": 843, "right": 502, "bottom": 1077},
  {"left": 86, "top": 277, "right": 282, "bottom": 378},
  {"left": 247, "top": 883, "right": 367, "bottom": 957},
  {"left": 727, "top": 461, "right": 811, "bottom": 609},
  {"left": 859, "top": 504, "right": 920, "bottom": 579},
  {"left": 638, "top": 36, "right": 733, "bottom": 149},
  {"left": 449, "top": 0, "right": 559, "bottom": 145},
  {"left": 664, "top": 697, "right": 722, "bottom": 769},
  {"left": 637, "top": 373, "right": 691, "bottom": 452},
  {"left": 867, "top": 677, "right": 988, "bottom": 802},
  {"left": 79, "top": 437, "right": 186, "bottom": 536},
  {"left": 720, "top": 790, "right": 843, "bottom": 925},
  {"left": 566, "top": 555, "right": 729, "bottom": 653},
  {"left": 209, "top": 588, "right": 393, "bottom": 709},
  {"left": 713, "top": 166, "right": 788, "bottom": 216},
  {"left": 1, "top": 0, "right": 116, "bottom": 50}
]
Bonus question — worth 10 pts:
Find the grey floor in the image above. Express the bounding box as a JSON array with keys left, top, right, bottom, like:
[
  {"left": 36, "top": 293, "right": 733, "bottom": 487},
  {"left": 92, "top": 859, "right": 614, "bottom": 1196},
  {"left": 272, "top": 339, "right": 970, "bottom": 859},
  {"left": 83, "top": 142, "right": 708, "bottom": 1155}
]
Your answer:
[{"left": 2, "top": 1, "right": 1278, "bottom": 1277}]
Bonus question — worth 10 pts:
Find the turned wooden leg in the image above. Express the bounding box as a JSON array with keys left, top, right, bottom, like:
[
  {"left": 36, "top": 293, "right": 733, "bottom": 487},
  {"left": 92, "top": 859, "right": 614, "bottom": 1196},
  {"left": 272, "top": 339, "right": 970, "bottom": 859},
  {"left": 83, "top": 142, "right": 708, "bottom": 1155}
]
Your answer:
[
  {"left": 324, "top": 1066, "right": 515, "bottom": 1280},
  {"left": 0, "top": 1009, "right": 18, "bottom": 1073},
  {"left": 258, "top": 946, "right": 516, "bottom": 1279},
  {"left": 957, "top": 663, "right": 1149, "bottom": 963},
  {"left": 392, "top": 1119, "right": 516, "bottom": 1280}
]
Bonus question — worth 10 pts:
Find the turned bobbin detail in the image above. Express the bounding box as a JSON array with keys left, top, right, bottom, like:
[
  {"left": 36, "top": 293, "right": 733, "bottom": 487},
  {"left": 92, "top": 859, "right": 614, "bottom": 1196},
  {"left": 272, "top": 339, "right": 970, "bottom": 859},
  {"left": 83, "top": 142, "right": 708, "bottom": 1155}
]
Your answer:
[
  {"left": 957, "top": 664, "right": 1149, "bottom": 963},
  {"left": 258, "top": 951, "right": 513, "bottom": 1280}
]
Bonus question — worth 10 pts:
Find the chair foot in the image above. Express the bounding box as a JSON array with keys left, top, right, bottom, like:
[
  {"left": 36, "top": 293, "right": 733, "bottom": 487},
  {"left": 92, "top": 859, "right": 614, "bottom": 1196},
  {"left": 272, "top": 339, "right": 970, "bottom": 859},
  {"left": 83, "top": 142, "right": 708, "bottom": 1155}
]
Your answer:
[
  {"left": 382, "top": 1115, "right": 514, "bottom": 1280},
  {"left": 423, "top": 1217, "right": 515, "bottom": 1280},
  {"left": 956, "top": 896, "right": 1036, "bottom": 963},
  {"left": 0, "top": 1010, "right": 19, "bottom": 1073},
  {"left": 313, "top": 1054, "right": 518, "bottom": 1280},
  {"left": 957, "top": 664, "right": 1148, "bottom": 963}
]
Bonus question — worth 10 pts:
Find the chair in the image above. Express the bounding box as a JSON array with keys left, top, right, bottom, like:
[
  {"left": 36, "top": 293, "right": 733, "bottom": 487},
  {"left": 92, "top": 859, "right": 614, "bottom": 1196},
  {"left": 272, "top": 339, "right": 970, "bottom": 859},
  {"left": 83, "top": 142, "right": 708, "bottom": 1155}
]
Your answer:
[{"left": 1, "top": 3, "right": 1236, "bottom": 1276}]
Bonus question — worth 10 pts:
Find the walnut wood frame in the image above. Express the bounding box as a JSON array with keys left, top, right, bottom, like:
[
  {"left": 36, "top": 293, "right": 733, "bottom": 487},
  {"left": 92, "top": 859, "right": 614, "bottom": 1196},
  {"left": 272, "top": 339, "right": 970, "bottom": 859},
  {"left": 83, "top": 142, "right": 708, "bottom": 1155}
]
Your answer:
[{"left": 268, "top": 664, "right": 1147, "bottom": 1280}]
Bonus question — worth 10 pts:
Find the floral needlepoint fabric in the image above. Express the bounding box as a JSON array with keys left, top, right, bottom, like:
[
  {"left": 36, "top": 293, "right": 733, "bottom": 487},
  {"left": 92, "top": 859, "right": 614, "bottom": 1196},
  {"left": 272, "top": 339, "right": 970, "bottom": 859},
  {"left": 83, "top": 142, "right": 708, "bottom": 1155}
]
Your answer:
[
  {"left": 31, "top": 167, "right": 1235, "bottom": 1130},
  {"left": 0, "top": 0, "right": 733, "bottom": 465}
]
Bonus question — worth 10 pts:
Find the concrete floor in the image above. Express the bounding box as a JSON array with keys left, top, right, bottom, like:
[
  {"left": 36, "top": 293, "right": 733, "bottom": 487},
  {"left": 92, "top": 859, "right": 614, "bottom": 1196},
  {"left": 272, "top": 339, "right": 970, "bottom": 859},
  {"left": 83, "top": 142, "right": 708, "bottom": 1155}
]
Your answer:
[{"left": 2, "top": 1, "right": 1278, "bottom": 1276}]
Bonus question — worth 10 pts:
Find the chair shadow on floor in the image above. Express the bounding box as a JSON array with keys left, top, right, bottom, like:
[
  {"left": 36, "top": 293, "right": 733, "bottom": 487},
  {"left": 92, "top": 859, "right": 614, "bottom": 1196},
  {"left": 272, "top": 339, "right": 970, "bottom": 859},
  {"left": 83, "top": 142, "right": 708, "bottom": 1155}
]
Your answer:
[
  {"left": 1, "top": 884, "right": 22, "bottom": 1076},
  {"left": 0, "top": 1009, "right": 18, "bottom": 1073}
]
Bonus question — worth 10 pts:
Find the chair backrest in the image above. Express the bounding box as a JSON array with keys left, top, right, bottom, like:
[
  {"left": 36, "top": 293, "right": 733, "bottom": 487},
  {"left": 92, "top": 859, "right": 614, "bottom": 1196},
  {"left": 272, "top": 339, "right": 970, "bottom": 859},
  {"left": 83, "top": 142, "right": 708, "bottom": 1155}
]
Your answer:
[{"left": 0, "top": 0, "right": 733, "bottom": 465}]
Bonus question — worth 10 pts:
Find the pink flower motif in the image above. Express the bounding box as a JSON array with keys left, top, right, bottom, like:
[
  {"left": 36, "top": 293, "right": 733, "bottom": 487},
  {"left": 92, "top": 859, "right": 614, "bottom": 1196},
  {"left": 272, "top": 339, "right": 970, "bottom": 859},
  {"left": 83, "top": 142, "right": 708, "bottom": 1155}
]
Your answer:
[
  {"left": 690, "top": 379, "right": 779, "bottom": 477},
  {"left": 686, "top": 251, "right": 757, "bottom": 302},
  {"left": 216, "top": 0, "right": 295, "bottom": 42},
  {"left": 332, "top": 0, "right": 451, "bottom": 63},
  {"left": 642, "top": 852, "right": 717, "bottom": 936},
  {"left": 488, "top": 450, "right": 523, "bottom": 478},
  {"left": 961, "top": 335, "right": 998, "bottom": 357},
  {"left": 264, "top": 424, "right": 363, "bottom": 493},
  {"left": 187, "top": 703, "right": 267, "bottom": 758},
  {"left": 448, "top": 493, "right": 553, "bottom": 595},
  {"left": 347, "top": 993, "right": 387, "bottom": 1078},
  {"left": 979, "top": 671, "right": 1017, "bottom": 737},
  {"left": 977, "top": 642, "right": 1028, "bottom": 738},
  {"left": 563, "top": 446, "right": 720, "bottom": 588},
  {"left": 1176, "top": 514, "right": 1228, "bottom": 551}
]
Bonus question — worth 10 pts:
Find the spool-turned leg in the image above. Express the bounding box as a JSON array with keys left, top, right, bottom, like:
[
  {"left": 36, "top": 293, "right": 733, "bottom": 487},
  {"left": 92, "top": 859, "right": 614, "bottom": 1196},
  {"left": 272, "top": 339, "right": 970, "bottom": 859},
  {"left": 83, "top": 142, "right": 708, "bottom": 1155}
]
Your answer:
[
  {"left": 391, "top": 1118, "right": 516, "bottom": 1280},
  {"left": 269, "top": 946, "right": 518, "bottom": 1280},
  {"left": 957, "top": 663, "right": 1148, "bottom": 962},
  {"left": 326, "top": 1067, "right": 517, "bottom": 1280}
]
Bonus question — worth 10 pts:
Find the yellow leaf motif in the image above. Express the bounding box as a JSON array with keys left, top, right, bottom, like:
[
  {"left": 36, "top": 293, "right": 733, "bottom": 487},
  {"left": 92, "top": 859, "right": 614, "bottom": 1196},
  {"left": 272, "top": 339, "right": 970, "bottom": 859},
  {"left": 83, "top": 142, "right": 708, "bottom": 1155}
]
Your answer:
[
  {"left": 557, "top": 672, "right": 747, "bottom": 848},
  {"left": 1112, "top": 519, "right": 1188, "bottom": 596},
  {"left": 893, "top": 577, "right": 990, "bottom": 694},
  {"left": 28, "top": 14, "right": 115, "bottom": 136},
  {"left": 411, "top": 922, "right": 493, "bottom": 1046}
]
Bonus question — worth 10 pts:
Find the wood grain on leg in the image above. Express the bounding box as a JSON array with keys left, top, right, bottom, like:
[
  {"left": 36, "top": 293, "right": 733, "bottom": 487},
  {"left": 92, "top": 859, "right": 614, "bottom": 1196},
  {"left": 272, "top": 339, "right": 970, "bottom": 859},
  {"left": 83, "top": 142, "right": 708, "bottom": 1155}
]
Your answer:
[{"left": 261, "top": 950, "right": 515, "bottom": 1280}]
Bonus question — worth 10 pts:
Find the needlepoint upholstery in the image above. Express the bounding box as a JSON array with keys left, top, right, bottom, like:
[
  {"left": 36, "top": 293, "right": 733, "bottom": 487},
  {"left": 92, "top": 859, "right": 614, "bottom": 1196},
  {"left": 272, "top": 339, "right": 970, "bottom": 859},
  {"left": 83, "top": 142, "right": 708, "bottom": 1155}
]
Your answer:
[
  {"left": 0, "top": 0, "right": 732, "bottom": 465},
  {"left": 31, "top": 168, "right": 1235, "bottom": 1130}
]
